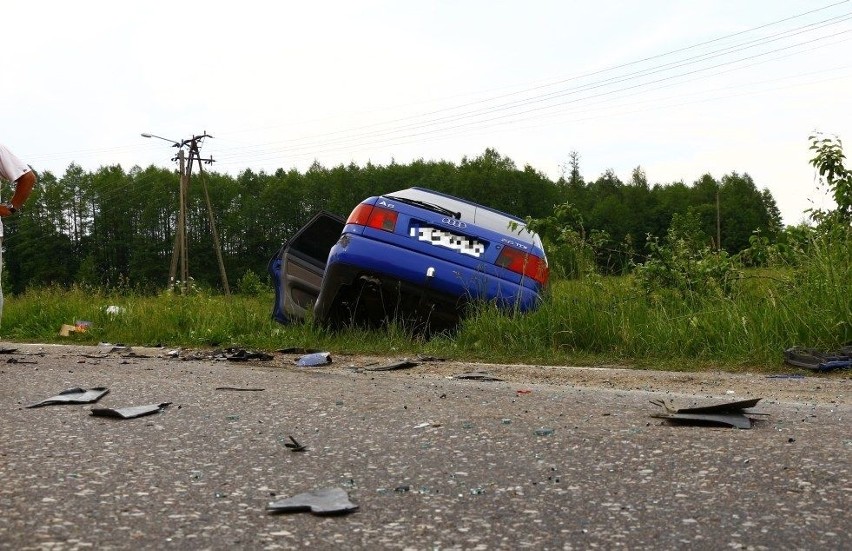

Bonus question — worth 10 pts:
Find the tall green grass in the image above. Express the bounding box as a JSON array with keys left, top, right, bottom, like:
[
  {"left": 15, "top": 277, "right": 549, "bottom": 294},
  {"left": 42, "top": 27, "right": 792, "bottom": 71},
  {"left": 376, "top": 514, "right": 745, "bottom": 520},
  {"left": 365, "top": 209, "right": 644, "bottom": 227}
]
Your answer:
[{"left": 1, "top": 230, "right": 848, "bottom": 372}]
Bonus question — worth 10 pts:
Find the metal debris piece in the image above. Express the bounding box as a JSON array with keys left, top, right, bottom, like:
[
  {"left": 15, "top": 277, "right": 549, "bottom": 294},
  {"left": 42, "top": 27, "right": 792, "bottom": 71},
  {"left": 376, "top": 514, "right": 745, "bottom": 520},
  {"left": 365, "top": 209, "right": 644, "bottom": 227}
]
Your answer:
[
  {"left": 267, "top": 487, "right": 358, "bottom": 515},
  {"left": 283, "top": 435, "right": 307, "bottom": 452},
  {"left": 453, "top": 371, "right": 504, "bottom": 381},
  {"left": 6, "top": 358, "right": 37, "bottom": 364},
  {"left": 223, "top": 348, "right": 274, "bottom": 361},
  {"left": 365, "top": 359, "right": 418, "bottom": 372},
  {"left": 121, "top": 352, "right": 153, "bottom": 359},
  {"left": 27, "top": 387, "right": 110, "bottom": 408},
  {"left": 0, "top": 347, "right": 19, "bottom": 354},
  {"left": 650, "top": 398, "right": 768, "bottom": 429},
  {"left": 296, "top": 352, "right": 332, "bottom": 367},
  {"left": 97, "top": 342, "right": 130, "bottom": 354},
  {"left": 91, "top": 402, "right": 171, "bottom": 419},
  {"left": 655, "top": 397, "right": 763, "bottom": 414},
  {"left": 215, "top": 386, "right": 265, "bottom": 392},
  {"left": 766, "top": 374, "right": 806, "bottom": 379}
]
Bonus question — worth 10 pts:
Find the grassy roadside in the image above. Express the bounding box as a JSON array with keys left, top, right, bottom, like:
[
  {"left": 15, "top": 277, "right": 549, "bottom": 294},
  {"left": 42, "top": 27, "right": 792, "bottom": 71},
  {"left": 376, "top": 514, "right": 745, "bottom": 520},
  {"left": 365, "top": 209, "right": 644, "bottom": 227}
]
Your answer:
[{"left": 1, "top": 266, "right": 847, "bottom": 374}]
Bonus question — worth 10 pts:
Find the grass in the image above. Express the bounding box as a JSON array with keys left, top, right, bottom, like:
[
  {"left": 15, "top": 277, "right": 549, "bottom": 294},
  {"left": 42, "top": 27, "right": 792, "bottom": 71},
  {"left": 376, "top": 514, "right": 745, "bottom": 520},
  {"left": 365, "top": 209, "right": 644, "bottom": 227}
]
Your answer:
[
  {"left": 2, "top": 227, "right": 848, "bottom": 373},
  {"left": 2, "top": 254, "right": 848, "bottom": 374}
]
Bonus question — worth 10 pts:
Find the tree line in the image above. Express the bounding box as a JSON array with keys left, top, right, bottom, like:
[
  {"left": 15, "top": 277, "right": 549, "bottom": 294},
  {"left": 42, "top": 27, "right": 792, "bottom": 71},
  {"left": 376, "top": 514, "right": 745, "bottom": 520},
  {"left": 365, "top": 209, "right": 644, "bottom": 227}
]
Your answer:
[{"left": 3, "top": 148, "right": 783, "bottom": 293}]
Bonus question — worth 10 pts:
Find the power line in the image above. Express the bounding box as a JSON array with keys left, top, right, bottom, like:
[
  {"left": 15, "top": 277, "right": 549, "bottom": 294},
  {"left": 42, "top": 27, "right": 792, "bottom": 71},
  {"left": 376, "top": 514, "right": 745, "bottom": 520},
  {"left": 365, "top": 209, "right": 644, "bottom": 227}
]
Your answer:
[{"left": 22, "top": 1, "right": 852, "bottom": 174}]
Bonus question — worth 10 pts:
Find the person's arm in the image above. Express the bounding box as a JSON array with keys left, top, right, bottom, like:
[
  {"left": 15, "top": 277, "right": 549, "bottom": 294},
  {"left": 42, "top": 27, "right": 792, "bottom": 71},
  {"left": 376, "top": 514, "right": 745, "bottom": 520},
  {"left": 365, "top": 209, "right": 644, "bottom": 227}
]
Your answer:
[{"left": 0, "top": 171, "right": 36, "bottom": 216}]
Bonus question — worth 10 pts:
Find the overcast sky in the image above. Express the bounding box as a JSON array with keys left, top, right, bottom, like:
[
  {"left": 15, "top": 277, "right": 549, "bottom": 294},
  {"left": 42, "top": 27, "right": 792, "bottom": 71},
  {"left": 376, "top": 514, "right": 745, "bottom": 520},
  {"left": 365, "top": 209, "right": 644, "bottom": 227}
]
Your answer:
[{"left": 4, "top": 0, "right": 851, "bottom": 225}]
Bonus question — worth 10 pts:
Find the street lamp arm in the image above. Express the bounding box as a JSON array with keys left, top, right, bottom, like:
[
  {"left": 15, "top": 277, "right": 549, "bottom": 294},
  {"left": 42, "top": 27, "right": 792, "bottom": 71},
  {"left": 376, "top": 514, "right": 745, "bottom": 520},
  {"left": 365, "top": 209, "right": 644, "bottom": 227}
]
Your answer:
[{"left": 141, "top": 133, "right": 180, "bottom": 147}]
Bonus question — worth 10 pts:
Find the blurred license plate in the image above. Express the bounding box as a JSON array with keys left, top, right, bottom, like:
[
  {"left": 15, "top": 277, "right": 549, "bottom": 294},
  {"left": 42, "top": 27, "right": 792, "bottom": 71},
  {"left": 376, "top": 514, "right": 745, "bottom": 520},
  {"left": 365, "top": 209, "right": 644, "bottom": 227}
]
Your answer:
[{"left": 410, "top": 227, "right": 485, "bottom": 257}]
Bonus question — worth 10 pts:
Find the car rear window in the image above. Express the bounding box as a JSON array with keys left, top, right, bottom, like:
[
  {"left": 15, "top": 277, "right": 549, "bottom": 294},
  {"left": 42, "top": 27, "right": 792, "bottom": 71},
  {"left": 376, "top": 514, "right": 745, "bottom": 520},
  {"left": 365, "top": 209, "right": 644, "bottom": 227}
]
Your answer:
[{"left": 385, "top": 188, "right": 530, "bottom": 238}]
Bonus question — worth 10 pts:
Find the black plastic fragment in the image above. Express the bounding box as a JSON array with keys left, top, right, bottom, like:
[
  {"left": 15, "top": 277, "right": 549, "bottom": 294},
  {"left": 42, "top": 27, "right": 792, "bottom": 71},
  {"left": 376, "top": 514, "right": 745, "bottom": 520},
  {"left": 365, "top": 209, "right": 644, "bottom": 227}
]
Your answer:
[
  {"left": 278, "top": 347, "right": 322, "bottom": 354},
  {"left": 283, "top": 435, "right": 307, "bottom": 452},
  {"left": 453, "top": 371, "right": 504, "bottom": 381},
  {"left": 224, "top": 348, "right": 274, "bottom": 361},
  {"left": 365, "top": 360, "right": 419, "bottom": 372},
  {"left": 27, "top": 387, "right": 110, "bottom": 408},
  {"left": 215, "top": 386, "right": 265, "bottom": 392},
  {"left": 267, "top": 487, "right": 358, "bottom": 515},
  {"left": 91, "top": 402, "right": 171, "bottom": 419}
]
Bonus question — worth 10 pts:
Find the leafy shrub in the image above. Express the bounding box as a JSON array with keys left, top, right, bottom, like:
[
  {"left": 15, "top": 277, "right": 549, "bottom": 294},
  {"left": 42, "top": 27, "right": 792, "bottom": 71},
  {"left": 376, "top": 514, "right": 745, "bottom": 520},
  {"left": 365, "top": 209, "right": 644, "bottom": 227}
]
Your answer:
[
  {"left": 634, "top": 210, "right": 740, "bottom": 299},
  {"left": 523, "top": 202, "right": 597, "bottom": 279},
  {"left": 236, "top": 269, "right": 268, "bottom": 296}
]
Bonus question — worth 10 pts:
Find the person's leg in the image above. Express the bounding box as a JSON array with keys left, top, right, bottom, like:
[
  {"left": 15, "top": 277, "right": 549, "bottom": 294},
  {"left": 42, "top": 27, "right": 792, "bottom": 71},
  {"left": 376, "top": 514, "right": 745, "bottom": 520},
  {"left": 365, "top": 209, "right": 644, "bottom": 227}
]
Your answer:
[{"left": 0, "top": 234, "right": 5, "bottom": 326}]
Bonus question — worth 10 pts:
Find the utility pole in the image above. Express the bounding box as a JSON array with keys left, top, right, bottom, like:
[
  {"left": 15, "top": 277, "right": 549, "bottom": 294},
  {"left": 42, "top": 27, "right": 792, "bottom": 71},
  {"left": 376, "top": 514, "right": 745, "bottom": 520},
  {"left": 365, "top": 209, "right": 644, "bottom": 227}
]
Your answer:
[
  {"left": 168, "top": 148, "right": 188, "bottom": 290},
  {"left": 143, "top": 131, "right": 230, "bottom": 295},
  {"left": 185, "top": 134, "right": 230, "bottom": 296}
]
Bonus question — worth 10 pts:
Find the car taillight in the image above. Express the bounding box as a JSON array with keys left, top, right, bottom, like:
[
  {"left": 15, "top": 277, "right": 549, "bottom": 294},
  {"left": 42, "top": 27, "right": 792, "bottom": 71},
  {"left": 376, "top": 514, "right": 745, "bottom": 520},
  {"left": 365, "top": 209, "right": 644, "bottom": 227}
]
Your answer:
[
  {"left": 346, "top": 204, "right": 398, "bottom": 232},
  {"left": 496, "top": 245, "right": 549, "bottom": 285}
]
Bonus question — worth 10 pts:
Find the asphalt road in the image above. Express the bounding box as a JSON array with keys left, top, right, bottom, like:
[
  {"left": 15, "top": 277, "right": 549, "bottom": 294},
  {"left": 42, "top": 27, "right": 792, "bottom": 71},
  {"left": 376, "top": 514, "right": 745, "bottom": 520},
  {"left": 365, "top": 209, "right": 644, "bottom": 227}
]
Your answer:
[{"left": 1, "top": 342, "right": 849, "bottom": 550}]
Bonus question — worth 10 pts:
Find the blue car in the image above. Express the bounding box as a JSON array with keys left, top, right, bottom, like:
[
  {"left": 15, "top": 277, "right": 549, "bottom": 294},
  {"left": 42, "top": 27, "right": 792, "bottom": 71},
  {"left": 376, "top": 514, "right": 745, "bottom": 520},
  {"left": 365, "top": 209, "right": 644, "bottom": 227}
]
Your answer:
[{"left": 269, "top": 187, "right": 549, "bottom": 332}]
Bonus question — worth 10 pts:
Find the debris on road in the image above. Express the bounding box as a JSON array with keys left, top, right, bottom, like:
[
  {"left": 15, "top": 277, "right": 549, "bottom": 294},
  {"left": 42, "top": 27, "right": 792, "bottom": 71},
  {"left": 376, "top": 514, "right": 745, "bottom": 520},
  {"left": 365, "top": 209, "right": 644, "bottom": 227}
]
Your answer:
[
  {"left": 365, "top": 359, "right": 419, "bottom": 372},
  {"left": 452, "top": 371, "right": 504, "bottom": 381},
  {"left": 0, "top": 347, "right": 19, "bottom": 354},
  {"left": 98, "top": 342, "right": 131, "bottom": 354},
  {"left": 281, "top": 435, "right": 307, "bottom": 452},
  {"left": 91, "top": 402, "right": 171, "bottom": 419},
  {"left": 215, "top": 386, "right": 265, "bottom": 392},
  {"left": 267, "top": 487, "right": 358, "bottom": 515},
  {"left": 222, "top": 348, "right": 274, "bottom": 362},
  {"left": 26, "top": 387, "right": 110, "bottom": 408},
  {"left": 784, "top": 346, "right": 852, "bottom": 372},
  {"left": 650, "top": 397, "right": 768, "bottom": 429},
  {"left": 296, "top": 352, "right": 332, "bottom": 367},
  {"left": 414, "top": 421, "right": 441, "bottom": 429}
]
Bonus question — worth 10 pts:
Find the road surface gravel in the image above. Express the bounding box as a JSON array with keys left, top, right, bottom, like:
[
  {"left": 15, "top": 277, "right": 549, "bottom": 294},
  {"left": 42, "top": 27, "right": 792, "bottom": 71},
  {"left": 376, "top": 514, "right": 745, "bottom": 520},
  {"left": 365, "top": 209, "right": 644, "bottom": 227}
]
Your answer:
[{"left": 1, "top": 342, "right": 849, "bottom": 550}]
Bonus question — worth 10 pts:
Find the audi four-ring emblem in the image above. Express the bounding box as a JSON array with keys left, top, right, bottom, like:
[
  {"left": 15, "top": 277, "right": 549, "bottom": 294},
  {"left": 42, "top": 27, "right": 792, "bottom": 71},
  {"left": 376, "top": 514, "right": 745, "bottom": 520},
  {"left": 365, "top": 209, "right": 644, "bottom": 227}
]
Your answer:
[{"left": 441, "top": 217, "right": 467, "bottom": 229}]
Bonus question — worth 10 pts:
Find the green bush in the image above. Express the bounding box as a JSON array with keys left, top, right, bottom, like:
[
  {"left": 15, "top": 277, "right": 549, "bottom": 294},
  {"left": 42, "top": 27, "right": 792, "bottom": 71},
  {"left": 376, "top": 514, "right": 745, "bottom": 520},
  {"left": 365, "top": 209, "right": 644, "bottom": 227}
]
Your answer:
[
  {"left": 236, "top": 269, "right": 268, "bottom": 296},
  {"left": 634, "top": 211, "right": 740, "bottom": 300}
]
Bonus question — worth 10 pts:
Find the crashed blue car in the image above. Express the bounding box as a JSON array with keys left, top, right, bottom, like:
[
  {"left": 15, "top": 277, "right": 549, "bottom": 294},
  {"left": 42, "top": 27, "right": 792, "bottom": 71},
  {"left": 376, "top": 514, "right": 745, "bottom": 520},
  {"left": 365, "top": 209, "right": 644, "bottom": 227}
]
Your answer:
[{"left": 269, "top": 187, "right": 549, "bottom": 332}]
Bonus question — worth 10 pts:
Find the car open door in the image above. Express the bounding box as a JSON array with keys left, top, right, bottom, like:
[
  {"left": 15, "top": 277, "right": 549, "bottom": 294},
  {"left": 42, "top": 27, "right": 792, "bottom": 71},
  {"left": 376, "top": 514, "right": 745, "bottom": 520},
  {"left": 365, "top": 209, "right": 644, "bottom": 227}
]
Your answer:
[{"left": 268, "top": 211, "right": 345, "bottom": 324}]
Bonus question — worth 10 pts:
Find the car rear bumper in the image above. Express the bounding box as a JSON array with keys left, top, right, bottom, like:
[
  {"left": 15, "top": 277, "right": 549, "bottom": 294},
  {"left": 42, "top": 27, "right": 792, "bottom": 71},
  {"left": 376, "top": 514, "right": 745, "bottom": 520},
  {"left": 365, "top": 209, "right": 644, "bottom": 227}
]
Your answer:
[{"left": 313, "top": 233, "right": 542, "bottom": 325}]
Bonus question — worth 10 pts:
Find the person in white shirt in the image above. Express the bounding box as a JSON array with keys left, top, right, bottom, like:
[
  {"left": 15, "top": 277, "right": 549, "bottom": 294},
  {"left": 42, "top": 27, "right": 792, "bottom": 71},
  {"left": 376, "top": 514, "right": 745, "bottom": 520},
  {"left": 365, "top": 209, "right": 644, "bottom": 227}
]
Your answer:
[{"left": 0, "top": 143, "right": 36, "bottom": 323}]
